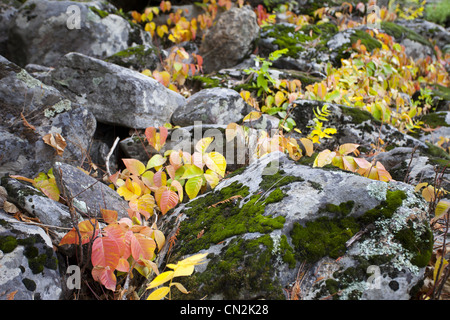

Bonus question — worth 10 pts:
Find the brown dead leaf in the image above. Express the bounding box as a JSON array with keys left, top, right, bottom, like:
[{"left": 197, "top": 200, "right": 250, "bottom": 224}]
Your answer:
[
  {"left": 3, "top": 201, "right": 19, "bottom": 214},
  {"left": 21, "top": 112, "right": 35, "bottom": 131},
  {"left": 43, "top": 133, "right": 67, "bottom": 156}
]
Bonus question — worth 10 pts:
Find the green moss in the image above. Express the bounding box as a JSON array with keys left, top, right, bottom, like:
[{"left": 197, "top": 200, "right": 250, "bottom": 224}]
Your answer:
[
  {"left": 419, "top": 112, "right": 450, "bottom": 128},
  {"left": 24, "top": 246, "right": 39, "bottom": 259},
  {"left": 341, "top": 105, "right": 379, "bottom": 125},
  {"left": 432, "top": 84, "right": 450, "bottom": 101},
  {"left": 279, "top": 235, "right": 296, "bottom": 268},
  {"left": 358, "top": 190, "right": 407, "bottom": 225},
  {"left": 324, "top": 201, "right": 355, "bottom": 216},
  {"left": 189, "top": 75, "right": 223, "bottom": 89},
  {"left": 176, "top": 181, "right": 286, "bottom": 255},
  {"left": 0, "top": 235, "right": 18, "bottom": 253},
  {"left": 334, "top": 30, "right": 382, "bottom": 66},
  {"left": 89, "top": 6, "right": 109, "bottom": 18},
  {"left": 22, "top": 278, "right": 36, "bottom": 292},
  {"left": 259, "top": 164, "right": 304, "bottom": 191},
  {"left": 173, "top": 235, "right": 286, "bottom": 300},
  {"left": 381, "top": 21, "right": 433, "bottom": 50},
  {"left": 28, "top": 254, "right": 47, "bottom": 274},
  {"left": 394, "top": 223, "right": 433, "bottom": 268},
  {"left": 291, "top": 213, "right": 360, "bottom": 262}
]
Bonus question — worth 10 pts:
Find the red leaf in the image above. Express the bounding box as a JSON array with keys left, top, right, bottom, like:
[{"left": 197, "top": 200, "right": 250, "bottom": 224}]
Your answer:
[
  {"left": 116, "top": 258, "right": 130, "bottom": 273},
  {"left": 92, "top": 266, "right": 117, "bottom": 291},
  {"left": 91, "top": 237, "right": 120, "bottom": 269},
  {"left": 103, "top": 224, "right": 126, "bottom": 256}
]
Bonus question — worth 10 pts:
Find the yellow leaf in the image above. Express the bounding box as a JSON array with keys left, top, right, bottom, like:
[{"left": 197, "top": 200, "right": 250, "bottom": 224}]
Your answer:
[
  {"left": 243, "top": 111, "right": 262, "bottom": 122},
  {"left": 171, "top": 282, "right": 189, "bottom": 294},
  {"left": 435, "top": 200, "right": 450, "bottom": 219},
  {"left": 147, "top": 286, "right": 170, "bottom": 300},
  {"left": 274, "top": 91, "right": 286, "bottom": 107},
  {"left": 338, "top": 143, "right": 360, "bottom": 156},
  {"left": 313, "top": 149, "right": 335, "bottom": 167},
  {"left": 204, "top": 152, "right": 226, "bottom": 177},
  {"left": 434, "top": 256, "right": 448, "bottom": 284},
  {"left": 147, "top": 271, "right": 174, "bottom": 289},
  {"left": 141, "top": 69, "right": 152, "bottom": 77},
  {"left": 195, "top": 137, "right": 214, "bottom": 154},
  {"left": 300, "top": 138, "right": 314, "bottom": 157}
]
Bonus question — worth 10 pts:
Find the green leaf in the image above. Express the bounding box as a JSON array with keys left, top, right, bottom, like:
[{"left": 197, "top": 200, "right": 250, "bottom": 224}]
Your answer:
[
  {"left": 185, "top": 176, "right": 203, "bottom": 200},
  {"left": 147, "top": 154, "right": 167, "bottom": 169},
  {"left": 180, "top": 164, "right": 204, "bottom": 180}
]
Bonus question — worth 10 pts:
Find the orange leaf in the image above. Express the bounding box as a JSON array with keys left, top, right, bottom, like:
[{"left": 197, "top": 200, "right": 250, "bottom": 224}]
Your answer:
[
  {"left": 59, "top": 219, "right": 99, "bottom": 246},
  {"left": 131, "top": 233, "right": 156, "bottom": 265},
  {"left": 91, "top": 236, "right": 120, "bottom": 269},
  {"left": 101, "top": 209, "right": 118, "bottom": 224},
  {"left": 156, "top": 187, "right": 179, "bottom": 214},
  {"left": 122, "top": 158, "right": 146, "bottom": 176}
]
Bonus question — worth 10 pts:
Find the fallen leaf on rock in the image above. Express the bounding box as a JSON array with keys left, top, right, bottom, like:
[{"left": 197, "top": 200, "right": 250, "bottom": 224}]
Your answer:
[
  {"left": 3, "top": 201, "right": 19, "bottom": 214},
  {"left": 43, "top": 133, "right": 67, "bottom": 156}
]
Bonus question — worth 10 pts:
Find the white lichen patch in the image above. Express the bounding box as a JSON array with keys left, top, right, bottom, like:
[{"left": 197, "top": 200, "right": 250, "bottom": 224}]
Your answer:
[
  {"left": 366, "top": 181, "right": 388, "bottom": 201},
  {"left": 270, "top": 231, "right": 283, "bottom": 267},
  {"left": 44, "top": 99, "right": 72, "bottom": 117},
  {"left": 358, "top": 184, "right": 429, "bottom": 276}
]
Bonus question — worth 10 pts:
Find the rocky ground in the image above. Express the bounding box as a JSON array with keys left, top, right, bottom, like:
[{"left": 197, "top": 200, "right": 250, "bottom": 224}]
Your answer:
[{"left": 0, "top": 0, "right": 449, "bottom": 300}]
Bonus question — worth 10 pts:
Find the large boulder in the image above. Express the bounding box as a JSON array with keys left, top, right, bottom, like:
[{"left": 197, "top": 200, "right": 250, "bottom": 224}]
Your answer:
[
  {"left": 171, "top": 88, "right": 251, "bottom": 127},
  {"left": 52, "top": 162, "right": 130, "bottom": 220},
  {"left": 149, "top": 152, "right": 433, "bottom": 300},
  {"left": 199, "top": 6, "right": 260, "bottom": 74},
  {"left": 0, "top": 55, "right": 96, "bottom": 179},
  {"left": 7, "top": 0, "right": 151, "bottom": 67},
  {"left": 50, "top": 52, "right": 186, "bottom": 129}
]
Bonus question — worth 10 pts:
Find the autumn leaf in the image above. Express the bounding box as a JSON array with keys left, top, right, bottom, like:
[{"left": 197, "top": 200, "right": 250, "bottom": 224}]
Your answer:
[
  {"left": 131, "top": 233, "right": 156, "bottom": 264},
  {"left": 155, "top": 187, "right": 178, "bottom": 215},
  {"left": 92, "top": 266, "right": 117, "bottom": 291},
  {"left": 203, "top": 152, "right": 226, "bottom": 177},
  {"left": 43, "top": 133, "right": 66, "bottom": 156},
  {"left": 91, "top": 236, "right": 121, "bottom": 269},
  {"left": 59, "top": 219, "right": 99, "bottom": 246}
]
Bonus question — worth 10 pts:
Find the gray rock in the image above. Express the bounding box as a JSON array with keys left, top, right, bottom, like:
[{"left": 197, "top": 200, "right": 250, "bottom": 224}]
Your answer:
[
  {"left": 104, "top": 44, "right": 162, "bottom": 72},
  {"left": 52, "top": 162, "right": 130, "bottom": 219},
  {"left": 0, "top": 210, "right": 63, "bottom": 300},
  {"left": 7, "top": 0, "right": 151, "bottom": 67},
  {"left": 396, "top": 19, "right": 449, "bottom": 51},
  {"left": 0, "top": 55, "right": 96, "bottom": 178},
  {"left": 171, "top": 88, "right": 251, "bottom": 127},
  {"left": 150, "top": 152, "right": 431, "bottom": 300},
  {"left": 50, "top": 52, "right": 186, "bottom": 129},
  {"left": 1, "top": 177, "right": 74, "bottom": 234},
  {"left": 368, "top": 147, "right": 450, "bottom": 192},
  {"left": 199, "top": 6, "right": 260, "bottom": 73}
]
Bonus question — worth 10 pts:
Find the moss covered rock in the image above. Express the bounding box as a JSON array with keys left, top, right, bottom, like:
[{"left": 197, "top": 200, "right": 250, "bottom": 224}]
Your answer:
[
  {"left": 0, "top": 210, "right": 62, "bottom": 300},
  {"left": 150, "top": 152, "right": 432, "bottom": 300}
]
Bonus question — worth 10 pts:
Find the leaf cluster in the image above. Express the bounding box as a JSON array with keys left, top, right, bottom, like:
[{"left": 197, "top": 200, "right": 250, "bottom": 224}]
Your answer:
[{"left": 313, "top": 143, "right": 393, "bottom": 182}]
